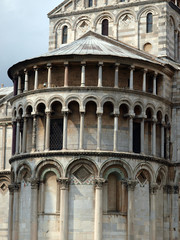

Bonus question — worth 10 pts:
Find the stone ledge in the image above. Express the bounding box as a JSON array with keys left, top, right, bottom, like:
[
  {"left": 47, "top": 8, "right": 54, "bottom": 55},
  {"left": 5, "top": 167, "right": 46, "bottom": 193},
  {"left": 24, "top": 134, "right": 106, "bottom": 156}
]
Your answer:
[
  {"left": 9, "top": 150, "right": 171, "bottom": 166},
  {"left": 10, "top": 87, "right": 171, "bottom": 106}
]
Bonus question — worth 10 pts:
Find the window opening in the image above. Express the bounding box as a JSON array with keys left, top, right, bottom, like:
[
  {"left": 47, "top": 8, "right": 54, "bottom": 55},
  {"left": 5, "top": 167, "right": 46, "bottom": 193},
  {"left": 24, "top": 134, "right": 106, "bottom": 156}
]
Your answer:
[
  {"left": 102, "top": 19, "right": 109, "bottom": 36},
  {"left": 88, "top": 0, "right": 92, "bottom": 7},
  {"left": 146, "top": 13, "right": 153, "bottom": 33},
  {"left": 133, "top": 122, "right": 141, "bottom": 153},
  {"left": 62, "top": 26, "right": 68, "bottom": 44},
  {"left": 50, "top": 119, "right": 63, "bottom": 150}
]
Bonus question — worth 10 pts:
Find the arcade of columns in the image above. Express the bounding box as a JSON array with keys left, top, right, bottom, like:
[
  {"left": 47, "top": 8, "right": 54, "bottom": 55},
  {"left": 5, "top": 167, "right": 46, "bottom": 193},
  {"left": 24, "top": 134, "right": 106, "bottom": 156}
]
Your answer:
[{"left": 12, "top": 61, "right": 170, "bottom": 159}]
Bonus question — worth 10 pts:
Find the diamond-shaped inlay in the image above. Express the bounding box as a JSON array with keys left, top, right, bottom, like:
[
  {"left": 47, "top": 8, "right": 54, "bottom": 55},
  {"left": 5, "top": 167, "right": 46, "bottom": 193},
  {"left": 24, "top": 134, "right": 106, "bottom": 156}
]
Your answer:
[
  {"left": 73, "top": 166, "right": 91, "bottom": 182},
  {"left": 0, "top": 183, "right": 7, "bottom": 192},
  {"left": 137, "top": 171, "right": 147, "bottom": 185}
]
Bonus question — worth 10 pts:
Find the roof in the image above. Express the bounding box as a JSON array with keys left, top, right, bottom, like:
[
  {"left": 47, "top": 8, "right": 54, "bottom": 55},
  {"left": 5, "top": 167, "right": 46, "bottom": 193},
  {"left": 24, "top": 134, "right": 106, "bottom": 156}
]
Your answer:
[
  {"left": 0, "top": 87, "right": 13, "bottom": 96},
  {"left": 8, "top": 31, "right": 180, "bottom": 79},
  {"left": 41, "top": 31, "right": 163, "bottom": 65}
]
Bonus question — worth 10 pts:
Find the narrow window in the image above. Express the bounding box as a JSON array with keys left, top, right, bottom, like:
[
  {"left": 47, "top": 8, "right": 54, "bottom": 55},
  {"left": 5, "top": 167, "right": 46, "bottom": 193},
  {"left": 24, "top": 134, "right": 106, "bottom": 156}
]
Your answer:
[
  {"left": 50, "top": 119, "right": 63, "bottom": 150},
  {"left": 102, "top": 19, "right": 109, "bottom": 36},
  {"left": 62, "top": 26, "right": 68, "bottom": 44},
  {"left": 146, "top": 13, "right": 153, "bottom": 33},
  {"left": 88, "top": 0, "right": 92, "bottom": 7}
]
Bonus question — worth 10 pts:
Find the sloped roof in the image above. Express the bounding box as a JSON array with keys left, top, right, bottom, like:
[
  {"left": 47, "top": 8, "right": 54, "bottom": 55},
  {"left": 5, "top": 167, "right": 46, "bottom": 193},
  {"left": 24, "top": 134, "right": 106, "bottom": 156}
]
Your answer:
[
  {"left": 41, "top": 31, "right": 163, "bottom": 65},
  {"left": 0, "top": 87, "right": 13, "bottom": 96}
]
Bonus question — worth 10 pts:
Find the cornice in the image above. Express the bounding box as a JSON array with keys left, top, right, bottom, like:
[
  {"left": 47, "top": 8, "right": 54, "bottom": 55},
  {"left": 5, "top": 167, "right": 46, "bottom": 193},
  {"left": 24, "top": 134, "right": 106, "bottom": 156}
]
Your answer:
[
  {"left": 10, "top": 87, "right": 172, "bottom": 106},
  {"left": 9, "top": 150, "right": 172, "bottom": 166},
  {"left": 48, "top": 0, "right": 167, "bottom": 19}
]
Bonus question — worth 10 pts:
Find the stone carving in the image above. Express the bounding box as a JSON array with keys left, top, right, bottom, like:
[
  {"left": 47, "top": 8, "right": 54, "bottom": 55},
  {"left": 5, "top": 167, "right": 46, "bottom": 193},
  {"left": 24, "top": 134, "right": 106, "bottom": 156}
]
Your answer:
[
  {"left": 74, "top": 165, "right": 91, "bottom": 182},
  {"left": 119, "top": 14, "right": 134, "bottom": 27}
]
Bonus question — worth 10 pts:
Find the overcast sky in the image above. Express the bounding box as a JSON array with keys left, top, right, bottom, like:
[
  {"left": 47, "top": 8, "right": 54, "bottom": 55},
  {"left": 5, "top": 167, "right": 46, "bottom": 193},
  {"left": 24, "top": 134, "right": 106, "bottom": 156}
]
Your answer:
[{"left": 0, "top": 0, "right": 63, "bottom": 87}]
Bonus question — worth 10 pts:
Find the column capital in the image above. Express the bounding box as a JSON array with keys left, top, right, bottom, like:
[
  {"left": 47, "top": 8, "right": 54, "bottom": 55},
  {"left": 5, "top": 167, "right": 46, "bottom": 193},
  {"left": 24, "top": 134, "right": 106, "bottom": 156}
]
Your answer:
[
  {"left": 81, "top": 61, "right": 86, "bottom": 66},
  {"left": 129, "top": 65, "right": 135, "bottom": 70},
  {"left": 8, "top": 184, "right": 15, "bottom": 193},
  {"left": 24, "top": 68, "right": 28, "bottom": 73},
  {"left": 98, "top": 61, "right": 103, "bottom": 66},
  {"left": 115, "top": 63, "right": 120, "bottom": 67},
  {"left": 149, "top": 183, "right": 158, "bottom": 195},
  {"left": 31, "top": 178, "right": 39, "bottom": 189},
  {"left": 143, "top": 68, "right": 148, "bottom": 73},
  {"left": 58, "top": 178, "right": 69, "bottom": 190},
  {"left": 154, "top": 71, "right": 158, "bottom": 77},
  {"left": 152, "top": 116, "right": 157, "bottom": 122},
  {"left": 164, "top": 184, "right": 179, "bottom": 194},
  {"left": 33, "top": 65, "right": 38, "bottom": 70},
  {"left": 126, "top": 180, "right": 137, "bottom": 191},
  {"left": 12, "top": 183, "right": 20, "bottom": 192},
  {"left": 64, "top": 61, "right": 69, "bottom": 66},
  {"left": 47, "top": 63, "right": 52, "bottom": 68},
  {"left": 45, "top": 111, "right": 51, "bottom": 115},
  {"left": 94, "top": 178, "right": 106, "bottom": 189}
]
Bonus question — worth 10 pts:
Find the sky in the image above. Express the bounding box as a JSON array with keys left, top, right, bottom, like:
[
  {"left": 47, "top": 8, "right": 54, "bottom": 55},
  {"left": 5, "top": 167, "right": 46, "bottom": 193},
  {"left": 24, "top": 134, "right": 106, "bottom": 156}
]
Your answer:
[{"left": 0, "top": 0, "right": 63, "bottom": 87}]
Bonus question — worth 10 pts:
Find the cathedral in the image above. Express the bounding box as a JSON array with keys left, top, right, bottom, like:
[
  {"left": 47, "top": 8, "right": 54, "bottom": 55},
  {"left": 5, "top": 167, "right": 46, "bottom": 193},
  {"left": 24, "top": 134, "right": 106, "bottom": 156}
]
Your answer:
[{"left": 1, "top": 0, "right": 180, "bottom": 239}]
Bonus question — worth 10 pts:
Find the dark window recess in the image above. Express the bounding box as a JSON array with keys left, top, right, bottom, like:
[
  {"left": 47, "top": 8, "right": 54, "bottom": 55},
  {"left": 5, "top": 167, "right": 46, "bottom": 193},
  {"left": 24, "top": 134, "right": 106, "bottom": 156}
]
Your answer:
[
  {"left": 164, "top": 128, "right": 167, "bottom": 159},
  {"left": 62, "top": 26, "right": 68, "bottom": 44},
  {"left": 133, "top": 122, "right": 141, "bottom": 153},
  {"left": 146, "top": 13, "right": 153, "bottom": 33},
  {"left": 50, "top": 119, "right": 63, "bottom": 150},
  {"left": 88, "top": 0, "right": 92, "bottom": 7},
  {"left": 102, "top": 19, "right": 109, "bottom": 36}
]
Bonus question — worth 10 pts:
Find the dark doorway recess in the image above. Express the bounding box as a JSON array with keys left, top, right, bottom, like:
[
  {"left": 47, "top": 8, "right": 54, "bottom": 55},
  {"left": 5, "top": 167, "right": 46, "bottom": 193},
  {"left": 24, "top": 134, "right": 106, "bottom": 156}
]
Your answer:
[
  {"left": 133, "top": 122, "right": 141, "bottom": 153},
  {"left": 50, "top": 119, "right": 63, "bottom": 150}
]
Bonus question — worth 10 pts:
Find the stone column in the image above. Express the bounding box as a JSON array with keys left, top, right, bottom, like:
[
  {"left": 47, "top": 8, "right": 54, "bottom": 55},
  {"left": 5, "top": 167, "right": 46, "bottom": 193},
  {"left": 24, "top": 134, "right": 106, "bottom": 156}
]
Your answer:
[
  {"left": 17, "top": 75, "right": 22, "bottom": 95},
  {"left": 59, "top": 178, "right": 69, "bottom": 240},
  {"left": 79, "top": 112, "right": 85, "bottom": 150},
  {"left": 12, "top": 121, "right": 16, "bottom": 155},
  {"left": 34, "top": 66, "right": 38, "bottom": 90},
  {"left": 113, "top": 114, "right": 119, "bottom": 151},
  {"left": 129, "top": 66, "right": 135, "bottom": 90},
  {"left": 30, "top": 179, "right": 39, "bottom": 240},
  {"left": 47, "top": 63, "right": 52, "bottom": 88},
  {"left": 162, "top": 75, "right": 165, "bottom": 98},
  {"left": 141, "top": 117, "right": 145, "bottom": 154},
  {"left": 153, "top": 72, "right": 157, "bottom": 95},
  {"left": 114, "top": 63, "right": 119, "bottom": 88},
  {"left": 15, "top": 119, "right": 20, "bottom": 154},
  {"left": 98, "top": 62, "right": 103, "bottom": 87},
  {"left": 152, "top": 117, "right": 157, "bottom": 156},
  {"left": 1, "top": 124, "right": 6, "bottom": 169},
  {"left": 8, "top": 185, "right": 14, "bottom": 240},
  {"left": 97, "top": 113, "right": 102, "bottom": 150},
  {"left": 12, "top": 184, "right": 20, "bottom": 240},
  {"left": 129, "top": 115, "right": 134, "bottom": 152},
  {"left": 13, "top": 77, "right": 18, "bottom": 96},
  {"left": 32, "top": 115, "right": 37, "bottom": 152},
  {"left": 24, "top": 69, "right": 28, "bottom": 92},
  {"left": 142, "top": 69, "right": 147, "bottom": 92},
  {"left": 149, "top": 184, "right": 158, "bottom": 240},
  {"left": 22, "top": 117, "right": 27, "bottom": 153},
  {"left": 161, "top": 122, "right": 165, "bottom": 158},
  {"left": 45, "top": 111, "right": 51, "bottom": 151},
  {"left": 170, "top": 185, "right": 179, "bottom": 240},
  {"left": 81, "top": 62, "right": 86, "bottom": 87},
  {"left": 63, "top": 111, "right": 68, "bottom": 150},
  {"left": 127, "top": 180, "right": 137, "bottom": 240},
  {"left": 64, "top": 62, "right": 69, "bottom": 87},
  {"left": 94, "top": 178, "right": 105, "bottom": 240}
]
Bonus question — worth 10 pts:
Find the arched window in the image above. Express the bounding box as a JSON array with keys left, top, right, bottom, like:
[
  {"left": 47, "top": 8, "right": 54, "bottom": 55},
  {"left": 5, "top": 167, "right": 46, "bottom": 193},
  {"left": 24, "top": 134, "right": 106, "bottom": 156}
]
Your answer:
[
  {"left": 62, "top": 25, "right": 68, "bottom": 44},
  {"left": 102, "top": 19, "right": 109, "bottom": 36},
  {"left": 106, "top": 172, "right": 127, "bottom": 213},
  {"left": 146, "top": 13, "right": 153, "bottom": 33},
  {"left": 88, "top": 0, "right": 92, "bottom": 7}
]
